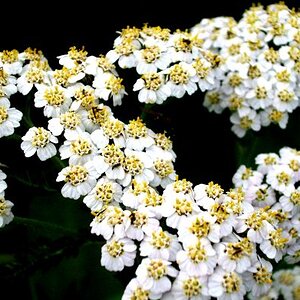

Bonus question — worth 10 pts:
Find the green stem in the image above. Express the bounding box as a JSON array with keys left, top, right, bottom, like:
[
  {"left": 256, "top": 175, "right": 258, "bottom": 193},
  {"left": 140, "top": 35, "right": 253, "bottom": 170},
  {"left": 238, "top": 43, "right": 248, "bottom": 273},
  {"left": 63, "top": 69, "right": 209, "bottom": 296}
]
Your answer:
[
  {"left": 51, "top": 156, "right": 67, "bottom": 170},
  {"left": 11, "top": 173, "right": 57, "bottom": 192},
  {"left": 13, "top": 216, "right": 77, "bottom": 235}
]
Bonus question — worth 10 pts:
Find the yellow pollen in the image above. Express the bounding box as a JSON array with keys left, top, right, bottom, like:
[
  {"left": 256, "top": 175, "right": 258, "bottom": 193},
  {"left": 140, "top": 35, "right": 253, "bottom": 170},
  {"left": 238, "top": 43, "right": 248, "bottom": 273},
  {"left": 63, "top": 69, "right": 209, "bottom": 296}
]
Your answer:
[
  {"left": 107, "top": 240, "right": 124, "bottom": 257},
  {"left": 206, "top": 92, "right": 220, "bottom": 105},
  {"left": 189, "top": 217, "right": 210, "bottom": 238},
  {"left": 122, "top": 155, "right": 144, "bottom": 175},
  {"left": 240, "top": 116, "right": 253, "bottom": 129},
  {"left": 276, "top": 171, "right": 291, "bottom": 185},
  {"left": 222, "top": 272, "right": 241, "bottom": 293},
  {"left": 269, "top": 109, "right": 284, "bottom": 123},
  {"left": 67, "top": 46, "right": 87, "bottom": 62},
  {"left": 25, "top": 68, "right": 44, "bottom": 84},
  {"left": 130, "top": 211, "right": 148, "bottom": 228},
  {"left": 169, "top": 64, "right": 189, "bottom": 85},
  {"left": 193, "top": 58, "right": 210, "bottom": 79},
  {"left": 59, "top": 111, "right": 81, "bottom": 129},
  {"left": 147, "top": 259, "right": 166, "bottom": 280},
  {"left": 264, "top": 48, "right": 278, "bottom": 64},
  {"left": 0, "top": 106, "right": 8, "bottom": 124},
  {"left": 65, "top": 165, "right": 88, "bottom": 186},
  {"left": 155, "top": 132, "right": 172, "bottom": 150},
  {"left": 95, "top": 182, "right": 114, "bottom": 205},
  {"left": 255, "top": 86, "right": 267, "bottom": 99},
  {"left": 102, "top": 119, "right": 124, "bottom": 139},
  {"left": 206, "top": 181, "right": 224, "bottom": 199},
  {"left": 188, "top": 241, "right": 207, "bottom": 263},
  {"left": 127, "top": 117, "right": 147, "bottom": 138},
  {"left": 44, "top": 86, "right": 66, "bottom": 107},
  {"left": 253, "top": 267, "right": 272, "bottom": 284},
  {"left": 88, "top": 105, "right": 110, "bottom": 126},
  {"left": 105, "top": 75, "right": 124, "bottom": 95},
  {"left": 141, "top": 46, "right": 161, "bottom": 63},
  {"left": 1, "top": 49, "right": 19, "bottom": 63},
  {"left": 154, "top": 159, "right": 173, "bottom": 178},
  {"left": 173, "top": 198, "right": 193, "bottom": 216},
  {"left": 74, "top": 87, "right": 97, "bottom": 109},
  {"left": 278, "top": 89, "right": 294, "bottom": 103},
  {"left": 70, "top": 138, "right": 92, "bottom": 156},
  {"left": 248, "top": 65, "right": 261, "bottom": 79},
  {"left": 182, "top": 277, "right": 202, "bottom": 297},
  {"left": 97, "top": 54, "right": 116, "bottom": 72},
  {"left": 142, "top": 73, "right": 162, "bottom": 91},
  {"left": 31, "top": 127, "right": 50, "bottom": 148},
  {"left": 102, "top": 144, "right": 124, "bottom": 166},
  {"left": 151, "top": 230, "right": 171, "bottom": 249},
  {"left": 130, "top": 287, "right": 150, "bottom": 300},
  {"left": 269, "top": 228, "right": 289, "bottom": 249}
]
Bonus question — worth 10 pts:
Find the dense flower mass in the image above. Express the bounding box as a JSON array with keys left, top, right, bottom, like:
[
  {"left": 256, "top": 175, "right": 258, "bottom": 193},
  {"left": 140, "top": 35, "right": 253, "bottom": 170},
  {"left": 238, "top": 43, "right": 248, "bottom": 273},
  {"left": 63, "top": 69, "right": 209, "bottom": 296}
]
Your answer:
[
  {"left": 191, "top": 2, "right": 300, "bottom": 137},
  {"left": 0, "top": 2, "right": 299, "bottom": 299}
]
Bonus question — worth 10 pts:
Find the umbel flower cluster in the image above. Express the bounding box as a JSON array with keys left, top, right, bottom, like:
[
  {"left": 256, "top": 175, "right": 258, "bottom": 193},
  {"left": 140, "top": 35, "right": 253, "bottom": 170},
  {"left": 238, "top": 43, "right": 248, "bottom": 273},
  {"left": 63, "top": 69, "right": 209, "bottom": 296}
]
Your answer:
[
  {"left": 191, "top": 2, "right": 300, "bottom": 137},
  {"left": 0, "top": 1, "right": 299, "bottom": 300}
]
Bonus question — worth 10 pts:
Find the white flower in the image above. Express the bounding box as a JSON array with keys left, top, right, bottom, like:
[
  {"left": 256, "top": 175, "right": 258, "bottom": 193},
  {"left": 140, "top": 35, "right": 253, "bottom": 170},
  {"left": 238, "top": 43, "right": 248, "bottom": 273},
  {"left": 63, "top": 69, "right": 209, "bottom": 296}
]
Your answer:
[
  {"left": 59, "top": 131, "right": 97, "bottom": 165},
  {"left": 106, "top": 38, "right": 140, "bottom": 69},
  {"left": 119, "top": 149, "right": 154, "bottom": 187},
  {"left": 279, "top": 187, "right": 300, "bottom": 213},
  {"left": 90, "top": 117, "right": 126, "bottom": 149},
  {"left": 125, "top": 208, "right": 160, "bottom": 241},
  {"left": 178, "top": 212, "right": 220, "bottom": 245},
  {"left": 216, "top": 237, "right": 254, "bottom": 273},
  {"left": 242, "top": 257, "right": 273, "bottom": 297},
  {"left": 21, "top": 127, "right": 58, "bottom": 161},
  {"left": 47, "top": 110, "right": 85, "bottom": 140},
  {"left": 134, "top": 44, "right": 171, "bottom": 74},
  {"left": 208, "top": 267, "right": 246, "bottom": 299},
  {"left": 83, "top": 177, "right": 122, "bottom": 211},
  {"left": 160, "top": 193, "right": 200, "bottom": 229},
  {"left": 235, "top": 207, "right": 274, "bottom": 243},
  {"left": 122, "top": 278, "right": 161, "bottom": 300},
  {"left": 125, "top": 117, "right": 155, "bottom": 151},
  {"left": 93, "top": 73, "right": 127, "bottom": 106},
  {"left": 17, "top": 63, "right": 50, "bottom": 95},
  {"left": 163, "top": 271, "right": 209, "bottom": 300},
  {"left": 135, "top": 258, "right": 178, "bottom": 295},
  {"left": 176, "top": 238, "right": 217, "bottom": 276},
  {"left": 84, "top": 54, "right": 118, "bottom": 77},
  {"left": 56, "top": 161, "right": 98, "bottom": 200},
  {"left": 165, "top": 62, "right": 198, "bottom": 98},
  {"left": 139, "top": 227, "right": 181, "bottom": 261},
  {"left": 57, "top": 46, "right": 88, "bottom": 69},
  {"left": 133, "top": 72, "right": 171, "bottom": 104},
  {"left": 266, "top": 164, "right": 295, "bottom": 195},
  {"left": 93, "top": 144, "right": 125, "bottom": 181},
  {"left": 255, "top": 153, "right": 279, "bottom": 174},
  {"left": 0, "top": 98, "right": 22, "bottom": 138},
  {"left": 0, "top": 169, "right": 7, "bottom": 193},
  {"left": 273, "top": 83, "right": 298, "bottom": 113},
  {"left": 90, "top": 206, "right": 130, "bottom": 240},
  {"left": 0, "top": 192, "right": 14, "bottom": 228},
  {"left": 245, "top": 184, "right": 276, "bottom": 208},
  {"left": 101, "top": 237, "right": 136, "bottom": 272},
  {"left": 151, "top": 159, "right": 176, "bottom": 188},
  {"left": 230, "top": 110, "right": 261, "bottom": 138},
  {"left": 285, "top": 243, "right": 300, "bottom": 264},
  {"left": 260, "top": 228, "right": 289, "bottom": 262},
  {"left": 34, "top": 84, "right": 72, "bottom": 118},
  {"left": 194, "top": 181, "right": 224, "bottom": 210},
  {"left": 232, "top": 165, "right": 263, "bottom": 189},
  {"left": 0, "top": 49, "right": 23, "bottom": 75},
  {"left": 260, "top": 106, "right": 289, "bottom": 129}
]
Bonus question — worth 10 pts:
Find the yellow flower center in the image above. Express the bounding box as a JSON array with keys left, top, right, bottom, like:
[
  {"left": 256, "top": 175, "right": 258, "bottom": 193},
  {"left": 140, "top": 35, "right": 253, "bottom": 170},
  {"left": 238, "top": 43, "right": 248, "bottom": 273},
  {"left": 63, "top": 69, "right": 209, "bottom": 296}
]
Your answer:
[
  {"left": 206, "top": 181, "right": 224, "bottom": 199},
  {"left": 95, "top": 182, "right": 114, "bottom": 205},
  {"left": 182, "top": 277, "right": 202, "bottom": 297},
  {"left": 189, "top": 217, "right": 210, "bottom": 238},
  {"left": 142, "top": 73, "right": 162, "bottom": 91},
  {"left": 130, "top": 288, "right": 150, "bottom": 300},
  {"left": 278, "top": 89, "right": 294, "bottom": 103},
  {"left": 59, "top": 111, "right": 81, "bottom": 129},
  {"left": 248, "top": 65, "right": 261, "bottom": 79},
  {"left": 141, "top": 46, "right": 161, "bottom": 63},
  {"left": 1, "top": 49, "right": 19, "bottom": 63},
  {"left": 31, "top": 127, "right": 50, "bottom": 148},
  {"left": 175, "top": 37, "right": 192, "bottom": 53},
  {"left": 0, "top": 106, "right": 8, "bottom": 124},
  {"left": 290, "top": 190, "right": 300, "bottom": 205},
  {"left": 53, "top": 67, "right": 72, "bottom": 87},
  {"left": 102, "top": 119, "right": 124, "bottom": 139},
  {"left": 97, "top": 54, "right": 116, "bottom": 72},
  {"left": 151, "top": 230, "right": 171, "bottom": 249},
  {"left": 143, "top": 191, "right": 163, "bottom": 207},
  {"left": 88, "top": 106, "right": 110, "bottom": 126},
  {"left": 102, "top": 144, "right": 124, "bottom": 166},
  {"left": 188, "top": 241, "right": 207, "bottom": 263},
  {"left": 206, "top": 92, "right": 220, "bottom": 105},
  {"left": 155, "top": 133, "right": 172, "bottom": 151},
  {"left": 173, "top": 178, "right": 193, "bottom": 193},
  {"left": 169, "top": 64, "right": 189, "bottom": 85},
  {"left": 130, "top": 211, "right": 148, "bottom": 228},
  {"left": 154, "top": 159, "right": 173, "bottom": 178},
  {"left": 25, "top": 68, "right": 44, "bottom": 84},
  {"left": 228, "top": 44, "right": 241, "bottom": 56},
  {"left": 70, "top": 138, "right": 92, "bottom": 156},
  {"left": 276, "top": 171, "right": 291, "bottom": 185},
  {"left": 105, "top": 75, "right": 124, "bottom": 95},
  {"left": 229, "top": 74, "right": 242, "bottom": 87},
  {"left": 210, "top": 203, "right": 230, "bottom": 224},
  {"left": 253, "top": 267, "right": 273, "bottom": 285},
  {"left": 107, "top": 240, "right": 124, "bottom": 257},
  {"left": 222, "top": 272, "right": 241, "bottom": 293},
  {"left": 240, "top": 116, "right": 253, "bottom": 129},
  {"left": 269, "top": 109, "right": 284, "bottom": 123},
  {"left": 264, "top": 48, "right": 278, "bottom": 64},
  {"left": 122, "top": 155, "right": 144, "bottom": 175},
  {"left": 193, "top": 58, "right": 210, "bottom": 79},
  {"left": 147, "top": 259, "right": 166, "bottom": 280},
  {"left": 44, "top": 86, "right": 66, "bottom": 107},
  {"left": 67, "top": 46, "right": 88, "bottom": 62},
  {"left": 127, "top": 117, "right": 147, "bottom": 138},
  {"left": 269, "top": 228, "right": 289, "bottom": 249},
  {"left": 255, "top": 86, "right": 267, "bottom": 99},
  {"left": 173, "top": 198, "right": 193, "bottom": 216},
  {"left": 65, "top": 165, "right": 88, "bottom": 186},
  {"left": 0, "top": 69, "right": 8, "bottom": 85},
  {"left": 74, "top": 87, "right": 97, "bottom": 109}
]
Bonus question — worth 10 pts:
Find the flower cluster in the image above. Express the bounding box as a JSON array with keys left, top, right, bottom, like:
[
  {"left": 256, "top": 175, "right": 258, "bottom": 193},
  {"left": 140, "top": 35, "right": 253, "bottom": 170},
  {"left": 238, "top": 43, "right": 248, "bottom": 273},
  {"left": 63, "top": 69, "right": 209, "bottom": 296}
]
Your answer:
[
  {"left": 0, "top": 3, "right": 299, "bottom": 299},
  {"left": 191, "top": 2, "right": 300, "bottom": 137},
  {"left": 0, "top": 167, "right": 14, "bottom": 228},
  {"left": 233, "top": 146, "right": 300, "bottom": 265}
]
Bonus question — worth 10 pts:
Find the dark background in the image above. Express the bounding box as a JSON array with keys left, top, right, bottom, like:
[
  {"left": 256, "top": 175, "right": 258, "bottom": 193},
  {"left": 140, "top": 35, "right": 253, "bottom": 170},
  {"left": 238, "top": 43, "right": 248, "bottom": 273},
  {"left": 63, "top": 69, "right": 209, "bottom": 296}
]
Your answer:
[{"left": 1, "top": 0, "right": 300, "bottom": 299}]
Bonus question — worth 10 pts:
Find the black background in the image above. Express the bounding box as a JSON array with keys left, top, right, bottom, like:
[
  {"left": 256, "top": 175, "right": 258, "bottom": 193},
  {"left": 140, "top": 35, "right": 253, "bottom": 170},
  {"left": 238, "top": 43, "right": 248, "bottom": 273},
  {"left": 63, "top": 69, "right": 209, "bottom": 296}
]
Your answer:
[{"left": 1, "top": 1, "right": 300, "bottom": 299}]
